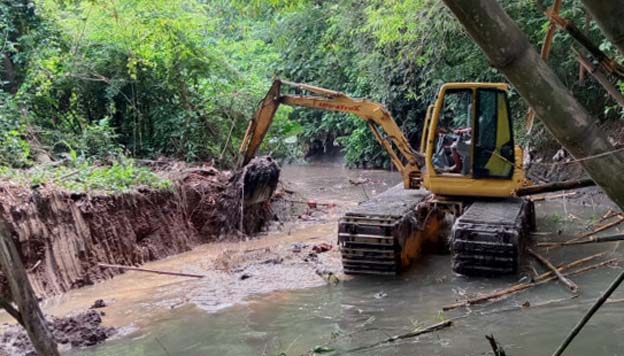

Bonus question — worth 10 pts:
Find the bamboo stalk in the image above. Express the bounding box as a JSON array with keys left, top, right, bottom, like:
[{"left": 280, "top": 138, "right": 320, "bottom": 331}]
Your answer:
[
  {"left": 528, "top": 248, "right": 579, "bottom": 293},
  {"left": 443, "top": 254, "right": 613, "bottom": 311},
  {"left": 98, "top": 263, "right": 205, "bottom": 278},
  {"left": 552, "top": 267, "right": 624, "bottom": 356},
  {"left": 530, "top": 191, "right": 578, "bottom": 202}
]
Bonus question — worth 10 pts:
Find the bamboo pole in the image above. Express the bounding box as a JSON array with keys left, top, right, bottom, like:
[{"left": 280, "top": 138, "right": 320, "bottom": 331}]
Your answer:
[
  {"left": 574, "top": 48, "right": 624, "bottom": 108},
  {"left": 98, "top": 263, "right": 205, "bottom": 279},
  {"left": 552, "top": 267, "right": 624, "bottom": 356},
  {"left": 528, "top": 248, "right": 579, "bottom": 293},
  {"left": 525, "top": 0, "right": 562, "bottom": 132}
]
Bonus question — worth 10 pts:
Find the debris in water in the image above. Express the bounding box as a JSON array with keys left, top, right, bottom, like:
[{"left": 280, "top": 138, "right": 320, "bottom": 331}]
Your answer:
[
  {"left": 348, "top": 177, "right": 370, "bottom": 186},
  {"left": 315, "top": 269, "right": 339, "bottom": 285},
  {"left": 261, "top": 257, "right": 283, "bottom": 265},
  {"left": 290, "top": 243, "right": 307, "bottom": 253},
  {"left": 89, "top": 299, "right": 107, "bottom": 309},
  {"left": 0, "top": 310, "right": 115, "bottom": 355},
  {"left": 373, "top": 291, "right": 388, "bottom": 299},
  {"left": 312, "top": 243, "right": 333, "bottom": 254}
]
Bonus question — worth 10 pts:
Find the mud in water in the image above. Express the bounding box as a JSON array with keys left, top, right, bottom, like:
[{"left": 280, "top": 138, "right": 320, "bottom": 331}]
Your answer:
[{"left": 0, "top": 310, "right": 113, "bottom": 355}]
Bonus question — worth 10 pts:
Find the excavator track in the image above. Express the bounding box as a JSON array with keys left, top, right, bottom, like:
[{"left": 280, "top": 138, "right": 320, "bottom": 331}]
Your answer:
[
  {"left": 450, "top": 198, "right": 535, "bottom": 276},
  {"left": 338, "top": 185, "right": 442, "bottom": 275}
]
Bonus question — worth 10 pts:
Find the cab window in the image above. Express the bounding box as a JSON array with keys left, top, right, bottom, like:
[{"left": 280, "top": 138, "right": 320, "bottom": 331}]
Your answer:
[
  {"left": 473, "top": 89, "right": 514, "bottom": 179},
  {"left": 432, "top": 89, "right": 473, "bottom": 176}
]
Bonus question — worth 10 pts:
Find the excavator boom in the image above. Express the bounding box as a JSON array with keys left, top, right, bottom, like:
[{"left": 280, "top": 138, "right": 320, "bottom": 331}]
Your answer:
[{"left": 239, "top": 79, "right": 424, "bottom": 189}]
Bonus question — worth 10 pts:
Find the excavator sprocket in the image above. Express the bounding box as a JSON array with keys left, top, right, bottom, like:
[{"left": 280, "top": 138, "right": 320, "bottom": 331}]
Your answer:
[
  {"left": 338, "top": 185, "right": 440, "bottom": 275},
  {"left": 450, "top": 198, "right": 535, "bottom": 276}
]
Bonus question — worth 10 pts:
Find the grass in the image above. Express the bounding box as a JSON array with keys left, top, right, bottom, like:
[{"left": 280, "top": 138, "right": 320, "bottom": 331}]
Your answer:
[{"left": 0, "top": 158, "right": 172, "bottom": 193}]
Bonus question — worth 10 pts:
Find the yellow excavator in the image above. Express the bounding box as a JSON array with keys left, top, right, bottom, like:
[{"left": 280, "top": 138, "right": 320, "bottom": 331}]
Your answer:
[{"left": 240, "top": 79, "right": 540, "bottom": 276}]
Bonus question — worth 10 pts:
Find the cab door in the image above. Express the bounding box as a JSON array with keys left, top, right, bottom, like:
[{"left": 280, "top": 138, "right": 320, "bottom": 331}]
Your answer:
[{"left": 473, "top": 88, "right": 515, "bottom": 179}]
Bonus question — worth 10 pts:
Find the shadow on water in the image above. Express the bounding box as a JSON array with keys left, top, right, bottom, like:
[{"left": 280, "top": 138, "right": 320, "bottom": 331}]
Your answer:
[{"left": 73, "top": 165, "right": 624, "bottom": 356}]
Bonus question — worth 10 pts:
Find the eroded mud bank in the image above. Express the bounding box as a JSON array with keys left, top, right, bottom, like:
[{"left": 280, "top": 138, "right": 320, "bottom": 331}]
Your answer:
[{"left": 0, "top": 163, "right": 274, "bottom": 298}]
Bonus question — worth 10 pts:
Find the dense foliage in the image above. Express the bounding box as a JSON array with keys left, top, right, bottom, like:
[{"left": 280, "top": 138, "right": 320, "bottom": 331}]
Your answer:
[{"left": 1, "top": 0, "right": 622, "bottom": 180}]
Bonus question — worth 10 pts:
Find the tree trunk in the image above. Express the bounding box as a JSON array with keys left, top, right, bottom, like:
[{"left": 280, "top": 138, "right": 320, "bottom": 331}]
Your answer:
[
  {"left": 441, "top": 0, "right": 624, "bottom": 210},
  {"left": 580, "top": 0, "right": 624, "bottom": 56},
  {"left": 0, "top": 220, "right": 59, "bottom": 356}
]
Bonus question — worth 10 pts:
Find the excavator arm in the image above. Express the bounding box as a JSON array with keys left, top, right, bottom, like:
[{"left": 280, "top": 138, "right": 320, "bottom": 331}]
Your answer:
[{"left": 239, "top": 79, "right": 424, "bottom": 189}]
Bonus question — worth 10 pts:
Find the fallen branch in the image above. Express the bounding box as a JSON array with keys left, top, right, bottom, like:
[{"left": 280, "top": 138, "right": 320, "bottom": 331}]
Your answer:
[
  {"left": 538, "top": 215, "right": 624, "bottom": 248},
  {"left": 538, "top": 233, "right": 624, "bottom": 247},
  {"left": 345, "top": 319, "right": 452, "bottom": 353},
  {"left": 528, "top": 248, "right": 578, "bottom": 293},
  {"left": 552, "top": 266, "right": 624, "bottom": 356},
  {"left": 572, "top": 215, "right": 624, "bottom": 242},
  {"left": 443, "top": 254, "right": 614, "bottom": 311},
  {"left": 98, "top": 263, "right": 204, "bottom": 279}
]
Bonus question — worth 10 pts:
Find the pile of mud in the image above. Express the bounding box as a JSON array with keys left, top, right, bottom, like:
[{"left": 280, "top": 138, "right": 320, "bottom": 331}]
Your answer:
[
  {"left": 0, "top": 310, "right": 113, "bottom": 355},
  {"left": 0, "top": 157, "right": 279, "bottom": 297}
]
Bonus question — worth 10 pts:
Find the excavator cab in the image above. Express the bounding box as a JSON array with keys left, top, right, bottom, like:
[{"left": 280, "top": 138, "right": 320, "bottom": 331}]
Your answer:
[{"left": 422, "top": 83, "right": 527, "bottom": 198}]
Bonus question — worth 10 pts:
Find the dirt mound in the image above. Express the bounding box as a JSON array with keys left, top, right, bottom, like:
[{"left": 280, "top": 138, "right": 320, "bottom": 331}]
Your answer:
[
  {"left": 0, "top": 310, "right": 114, "bottom": 355},
  {"left": 0, "top": 161, "right": 279, "bottom": 297}
]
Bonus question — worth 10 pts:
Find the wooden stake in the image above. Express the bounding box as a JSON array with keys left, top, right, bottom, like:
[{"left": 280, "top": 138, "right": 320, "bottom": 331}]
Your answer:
[
  {"left": 528, "top": 248, "right": 579, "bottom": 293},
  {"left": 98, "top": 263, "right": 205, "bottom": 279}
]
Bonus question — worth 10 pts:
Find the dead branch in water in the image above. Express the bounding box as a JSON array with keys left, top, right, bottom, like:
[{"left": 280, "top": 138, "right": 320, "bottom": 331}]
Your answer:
[
  {"left": 98, "top": 263, "right": 204, "bottom": 278},
  {"left": 538, "top": 233, "right": 624, "bottom": 247},
  {"left": 571, "top": 215, "right": 624, "bottom": 242},
  {"left": 528, "top": 248, "right": 578, "bottom": 293},
  {"left": 345, "top": 319, "right": 452, "bottom": 353},
  {"left": 538, "top": 215, "right": 624, "bottom": 248},
  {"left": 443, "top": 254, "right": 616, "bottom": 311}
]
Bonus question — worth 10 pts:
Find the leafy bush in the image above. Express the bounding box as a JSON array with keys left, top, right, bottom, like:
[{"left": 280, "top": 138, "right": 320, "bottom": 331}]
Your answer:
[{"left": 0, "top": 157, "right": 171, "bottom": 193}]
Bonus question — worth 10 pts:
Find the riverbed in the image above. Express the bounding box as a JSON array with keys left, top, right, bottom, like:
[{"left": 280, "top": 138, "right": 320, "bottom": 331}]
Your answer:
[{"left": 35, "top": 163, "right": 624, "bottom": 355}]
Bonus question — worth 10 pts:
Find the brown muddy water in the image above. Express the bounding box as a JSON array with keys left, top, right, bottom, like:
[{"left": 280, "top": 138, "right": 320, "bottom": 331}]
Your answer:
[{"left": 40, "top": 164, "right": 624, "bottom": 355}]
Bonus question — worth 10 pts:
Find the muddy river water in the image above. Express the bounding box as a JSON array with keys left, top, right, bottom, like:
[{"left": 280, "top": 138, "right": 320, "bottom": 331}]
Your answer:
[{"left": 41, "top": 163, "right": 624, "bottom": 355}]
